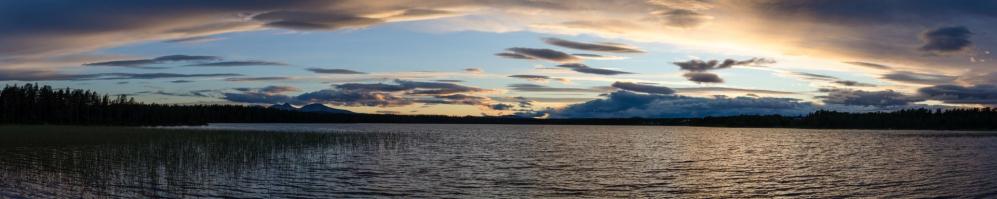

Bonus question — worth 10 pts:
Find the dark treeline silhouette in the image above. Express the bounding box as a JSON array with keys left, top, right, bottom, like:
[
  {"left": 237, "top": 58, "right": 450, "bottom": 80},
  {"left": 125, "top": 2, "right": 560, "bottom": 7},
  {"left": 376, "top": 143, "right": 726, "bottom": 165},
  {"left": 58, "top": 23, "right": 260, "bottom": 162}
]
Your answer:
[{"left": 2, "top": 84, "right": 996, "bottom": 130}]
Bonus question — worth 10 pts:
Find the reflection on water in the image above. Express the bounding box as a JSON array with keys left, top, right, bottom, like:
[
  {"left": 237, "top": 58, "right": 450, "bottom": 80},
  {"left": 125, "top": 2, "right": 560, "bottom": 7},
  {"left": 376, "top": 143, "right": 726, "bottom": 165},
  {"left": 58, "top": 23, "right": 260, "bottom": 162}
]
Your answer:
[{"left": 2, "top": 124, "right": 997, "bottom": 198}]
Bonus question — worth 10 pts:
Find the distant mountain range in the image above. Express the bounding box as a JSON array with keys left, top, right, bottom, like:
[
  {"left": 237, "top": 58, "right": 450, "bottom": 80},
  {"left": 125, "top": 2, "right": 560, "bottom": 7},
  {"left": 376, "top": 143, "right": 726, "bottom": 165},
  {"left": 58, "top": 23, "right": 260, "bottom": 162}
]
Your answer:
[{"left": 269, "top": 103, "right": 354, "bottom": 114}]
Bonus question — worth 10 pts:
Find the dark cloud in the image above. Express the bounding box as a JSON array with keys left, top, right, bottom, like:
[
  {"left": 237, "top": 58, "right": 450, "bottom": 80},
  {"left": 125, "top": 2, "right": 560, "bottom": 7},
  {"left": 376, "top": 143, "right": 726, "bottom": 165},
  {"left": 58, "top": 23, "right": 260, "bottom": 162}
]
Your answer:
[
  {"left": 833, "top": 80, "right": 876, "bottom": 87},
  {"left": 495, "top": 52, "right": 534, "bottom": 60},
  {"left": 101, "top": 73, "right": 241, "bottom": 80},
  {"left": 918, "top": 84, "right": 997, "bottom": 105},
  {"left": 259, "top": 85, "right": 300, "bottom": 94},
  {"left": 673, "top": 58, "right": 775, "bottom": 72},
  {"left": 186, "top": 61, "right": 288, "bottom": 67},
  {"left": 817, "top": 88, "right": 923, "bottom": 107},
  {"left": 792, "top": 72, "right": 876, "bottom": 87},
  {"left": 396, "top": 80, "right": 487, "bottom": 95},
  {"left": 683, "top": 72, "right": 723, "bottom": 83},
  {"left": 508, "top": 75, "right": 551, "bottom": 81},
  {"left": 882, "top": 71, "right": 957, "bottom": 85},
  {"left": 0, "top": 70, "right": 241, "bottom": 81},
  {"left": 335, "top": 79, "right": 488, "bottom": 95},
  {"left": 163, "top": 36, "right": 222, "bottom": 43},
  {"left": 465, "top": 68, "right": 482, "bottom": 73},
  {"left": 252, "top": 10, "right": 383, "bottom": 31},
  {"left": 547, "top": 91, "right": 818, "bottom": 118},
  {"left": 843, "top": 61, "right": 892, "bottom": 70},
  {"left": 556, "top": 63, "right": 634, "bottom": 75},
  {"left": 490, "top": 103, "right": 515, "bottom": 110},
  {"left": 542, "top": 38, "right": 644, "bottom": 53},
  {"left": 792, "top": 72, "right": 837, "bottom": 81},
  {"left": 673, "top": 87, "right": 796, "bottom": 95},
  {"left": 611, "top": 82, "right": 675, "bottom": 94},
  {"left": 748, "top": 1, "right": 997, "bottom": 26},
  {"left": 499, "top": 48, "right": 580, "bottom": 63},
  {"left": 141, "top": 90, "right": 217, "bottom": 98},
  {"left": 297, "top": 89, "right": 413, "bottom": 107},
  {"left": 570, "top": 53, "right": 626, "bottom": 60},
  {"left": 224, "top": 77, "right": 291, "bottom": 82},
  {"left": 170, "top": 80, "right": 194, "bottom": 83},
  {"left": 306, "top": 68, "right": 366, "bottom": 74},
  {"left": 419, "top": 94, "right": 512, "bottom": 110},
  {"left": 223, "top": 92, "right": 295, "bottom": 104},
  {"left": 223, "top": 80, "right": 499, "bottom": 109},
  {"left": 656, "top": 9, "right": 711, "bottom": 28},
  {"left": 919, "top": 26, "right": 973, "bottom": 54},
  {"left": 335, "top": 83, "right": 408, "bottom": 92},
  {"left": 508, "top": 83, "right": 612, "bottom": 93},
  {"left": 84, "top": 54, "right": 220, "bottom": 67}
]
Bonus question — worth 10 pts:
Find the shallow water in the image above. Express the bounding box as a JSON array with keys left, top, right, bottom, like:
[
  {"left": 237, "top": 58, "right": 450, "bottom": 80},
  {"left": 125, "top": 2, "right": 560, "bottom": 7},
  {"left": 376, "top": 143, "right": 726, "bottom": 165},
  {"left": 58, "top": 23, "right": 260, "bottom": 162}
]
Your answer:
[{"left": 2, "top": 123, "right": 997, "bottom": 198}]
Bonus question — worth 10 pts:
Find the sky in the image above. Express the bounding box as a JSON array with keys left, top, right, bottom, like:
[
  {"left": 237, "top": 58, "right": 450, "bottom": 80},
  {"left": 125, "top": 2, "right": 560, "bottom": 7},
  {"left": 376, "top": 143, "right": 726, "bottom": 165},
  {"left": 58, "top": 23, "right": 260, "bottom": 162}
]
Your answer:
[{"left": 1, "top": 0, "right": 995, "bottom": 118}]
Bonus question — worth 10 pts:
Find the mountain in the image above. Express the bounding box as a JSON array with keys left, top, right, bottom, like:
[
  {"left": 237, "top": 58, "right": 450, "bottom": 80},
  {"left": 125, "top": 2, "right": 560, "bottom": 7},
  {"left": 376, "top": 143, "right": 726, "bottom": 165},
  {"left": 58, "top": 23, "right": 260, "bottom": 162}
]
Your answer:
[
  {"left": 298, "top": 103, "right": 354, "bottom": 114},
  {"left": 269, "top": 103, "right": 297, "bottom": 111}
]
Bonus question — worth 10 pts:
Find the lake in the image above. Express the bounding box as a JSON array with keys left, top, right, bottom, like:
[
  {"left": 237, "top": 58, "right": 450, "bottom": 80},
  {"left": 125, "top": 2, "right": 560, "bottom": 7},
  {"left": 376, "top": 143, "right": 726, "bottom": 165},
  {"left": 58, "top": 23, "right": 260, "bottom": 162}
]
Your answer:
[{"left": 1, "top": 123, "right": 996, "bottom": 198}]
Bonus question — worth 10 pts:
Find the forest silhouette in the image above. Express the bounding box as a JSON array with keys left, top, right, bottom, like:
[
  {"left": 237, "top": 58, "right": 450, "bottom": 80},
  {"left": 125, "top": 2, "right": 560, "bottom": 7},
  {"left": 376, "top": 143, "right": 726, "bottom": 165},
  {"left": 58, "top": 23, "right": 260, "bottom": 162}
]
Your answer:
[{"left": 2, "top": 84, "right": 995, "bottom": 130}]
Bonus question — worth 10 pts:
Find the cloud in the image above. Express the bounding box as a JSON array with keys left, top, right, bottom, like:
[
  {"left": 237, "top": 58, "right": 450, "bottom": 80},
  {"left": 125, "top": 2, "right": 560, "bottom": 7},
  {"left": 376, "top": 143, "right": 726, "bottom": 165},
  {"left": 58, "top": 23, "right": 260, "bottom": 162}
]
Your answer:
[
  {"left": 223, "top": 77, "right": 291, "bottom": 82},
  {"left": 170, "top": 80, "right": 194, "bottom": 83},
  {"left": 296, "top": 89, "right": 413, "bottom": 107},
  {"left": 396, "top": 80, "right": 488, "bottom": 95},
  {"left": 163, "top": 36, "right": 223, "bottom": 43},
  {"left": 251, "top": 10, "right": 384, "bottom": 31},
  {"left": 542, "top": 37, "right": 644, "bottom": 53},
  {"left": 882, "top": 71, "right": 957, "bottom": 85},
  {"left": 571, "top": 53, "right": 627, "bottom": 60},
  {"left": 335, "top": 79, "right": 488, "bottom": 95},
  {"left": 919, "top": 26, "right": 973, "bottom": 54},
  {"left": 0, "top": 70, "right": 241, "bottom": 81},
  {"left": 499, "top": 48, "right": 580, "bottom": 63},
  {"left": 817, "top": 88, "right": 924, "bottom": 107},
  {"left": 683, "top": 72, "right": 723, "bottom": 83},
  {"left": 833, "top": 80, "right": 876, "bottom": 87},
  {"left": 259, "top": 85, "right": 301, "bottom": 94},
  {"left": 186, "top": 61, "right": 288, "bottom": 67},
  {"left": 547, "top": 91, "right": 818, "bottom": 118},
  {"left": 655, "top": 9, "right": 712, "bottom": 28},
  {"left": 495, "top": 52, "right": 534, "bottom": 60},
  {"left": 508, "top": 75, "right": 569, "bottom": 83},
  {"left": 791, "top": 72, "right": 838, "bottom": 81},
  {"left": 221, "top": 85, "right": 303, "bottom": 104},
  {"left": 306, "top": 68, "right": 366, "bottom": 74},
  {"left": 790, "top": 72, "right": 876, "bottom": 87},
  {"left": 672, "top": 58, "right": 773, "bottom": 83},
  {"left": 490, "top": 103, "right": 515, "bottom": 110},
  {"left": 673, "top": 87, "right": 796, "bottom": 95},
  {"left": 223, "top": 80, "right": 498, "bottom": 109},
  {"left": 509, "top": 75, "right": 551, "bottom": 81},
  {"left": 464, "top": 68, "right": 483, "bottom": 73},
  {"left": 611, "top": 81, "right": 675, "bottom": 94},
  {"left": 84, "top": 54, "right": 220, "bottom": 68},
  {"left": 556, "top": 63, "right": 634, "bottom": 75},
  {"left": 141, "top": 90, "right": 217, "bottom": 98},
  {"left": 918, "top": 84, "right": 997, "bottom": 105},
  {"left": 843, "top": 61, "right": 892, "bottom": 70},
  {"left": 223, "top": 92, "right": 295, "bottom": 104},
  {"left": 673, "top": 58, "right": 775, "bottom": 72},
  {"left": 508, "top": 83, "right": 612, "bottom": 93},
  {"left": 435, "top": 79, "right": 464, "bottom": 83}
]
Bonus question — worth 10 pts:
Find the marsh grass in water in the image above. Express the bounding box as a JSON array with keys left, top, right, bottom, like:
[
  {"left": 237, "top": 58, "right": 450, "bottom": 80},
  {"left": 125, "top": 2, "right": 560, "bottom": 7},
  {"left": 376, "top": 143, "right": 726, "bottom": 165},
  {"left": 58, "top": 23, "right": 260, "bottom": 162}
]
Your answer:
[{"left": 0, "top": 125, "right": 411, "bottom": 198}]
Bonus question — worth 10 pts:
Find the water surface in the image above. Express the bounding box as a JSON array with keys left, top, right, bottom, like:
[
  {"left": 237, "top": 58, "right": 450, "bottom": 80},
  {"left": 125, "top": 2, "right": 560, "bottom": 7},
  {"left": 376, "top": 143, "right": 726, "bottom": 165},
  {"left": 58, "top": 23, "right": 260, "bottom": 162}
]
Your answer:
[{"left": 2, "top": 123, "right": 996, "bottom": 198}]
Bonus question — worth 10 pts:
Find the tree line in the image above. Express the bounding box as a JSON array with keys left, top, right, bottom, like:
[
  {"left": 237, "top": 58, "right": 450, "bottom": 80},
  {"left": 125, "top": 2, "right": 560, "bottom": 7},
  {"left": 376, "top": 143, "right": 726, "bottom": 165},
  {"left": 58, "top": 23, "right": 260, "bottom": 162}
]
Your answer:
[{"left": 2, "top": 84, "right": 996, "bottom": 130}]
